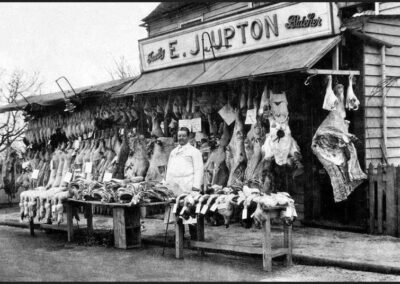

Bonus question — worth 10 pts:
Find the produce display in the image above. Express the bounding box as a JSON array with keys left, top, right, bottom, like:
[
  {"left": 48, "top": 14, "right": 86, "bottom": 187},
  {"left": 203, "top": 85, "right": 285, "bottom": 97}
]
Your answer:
[{"left": 15, "top": 81, "right": 304, "bottom": 228}]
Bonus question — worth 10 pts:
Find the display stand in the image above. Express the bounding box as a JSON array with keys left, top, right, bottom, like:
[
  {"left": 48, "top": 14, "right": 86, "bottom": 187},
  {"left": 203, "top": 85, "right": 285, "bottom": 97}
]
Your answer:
[
  {"left": 28, "top": 199, "right": 170, "bottom": 249},
  {"left": 175, "top": 206, "right": 293, "bottom": 272},
  {"left": 65, "top": 199, "right": 170, "bottom": 249}
]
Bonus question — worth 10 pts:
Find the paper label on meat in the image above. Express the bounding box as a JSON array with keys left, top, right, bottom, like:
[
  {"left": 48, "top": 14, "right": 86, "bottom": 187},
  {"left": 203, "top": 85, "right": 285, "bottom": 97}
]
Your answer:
[
  {"left": 63, "top": 172, "right": 73, "bottom": 183},
  {"left": 119, "top": 128, "right": 125, "bottom": 135},
  {"left": 22, "top": 161, "right": 30, "bottom": 169},
  {"left": 103, "top": 172, "right": 113, "bottom": 182},
  {"left": 85, "top": 162, "right": 93, "bottom": 174},
  {"left": 179, "top": 119, "right": 192, "bottom": 131},
  {"left": 172, "top": 204, "right": 178, "bottom": 214},
  {"left": 218, "top": 104, "right": 236, "bottom": 126},
  {"left": 242, "top": 207, "right": 248, "bottom": 219},
  {"left": 245, "top": 108, "right": 257, "bottom": 125},
  {"left": 195, "top": 203, "right": 202, "bottom": 213},
  {"left": 200, "top": 205, "right": 208, "bottom": 215},
  {"left": 191, "top": 118, "right": 202, "bottom": 132},
  {"left": 31, "top": 169, "right": 39, "bottom": 180}
]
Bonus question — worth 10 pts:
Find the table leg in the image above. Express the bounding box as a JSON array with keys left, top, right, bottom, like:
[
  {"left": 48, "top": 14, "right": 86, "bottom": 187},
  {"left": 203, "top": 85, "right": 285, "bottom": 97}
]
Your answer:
[
  {"left": 175, "top": 218, "right": 184, "bottom": 259},
  {"left": 85, "top": 204, "right": 93, "bottom": 231},
  {"left": 197, "top": 214, "right": 205, "bottom": 256},
  {"left": 29, "top": 217, "right": 35, "bottom": 237},
  {"left": 66, "top": 203, "right": 74, "bottom": 242},
  {"left": 262, "top": 214, "right": 272, "bottom": 272},
  {"left": 283, "top": 223, "right": 293, "bottom": 266}
]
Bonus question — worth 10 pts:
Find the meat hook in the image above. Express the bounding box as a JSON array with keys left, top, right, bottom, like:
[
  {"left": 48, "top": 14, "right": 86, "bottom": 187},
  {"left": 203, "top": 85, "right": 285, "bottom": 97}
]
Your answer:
[{"left": 304, "top": 74, "right": 317, "bottom": 86}]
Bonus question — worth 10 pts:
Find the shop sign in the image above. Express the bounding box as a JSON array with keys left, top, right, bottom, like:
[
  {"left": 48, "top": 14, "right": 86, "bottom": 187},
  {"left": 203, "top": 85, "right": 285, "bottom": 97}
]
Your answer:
[{"left": 139, "top": 2, "right": 338, "bottom": 72}]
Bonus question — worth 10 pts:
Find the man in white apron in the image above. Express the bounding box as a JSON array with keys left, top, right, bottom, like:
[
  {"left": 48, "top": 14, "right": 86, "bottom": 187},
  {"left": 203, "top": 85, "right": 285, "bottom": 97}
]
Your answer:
[
  {"left": 165, "top": 127, "right": 204, "bottom": 239},
  {"left": 166, "top": 127, "right": 203, "bottom": 196}
]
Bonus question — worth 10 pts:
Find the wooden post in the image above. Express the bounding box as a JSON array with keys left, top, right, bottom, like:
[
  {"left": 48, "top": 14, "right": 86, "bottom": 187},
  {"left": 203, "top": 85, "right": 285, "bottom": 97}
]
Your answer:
[
  {"left": 113, "top": 207, "right": 126, "bottom": 249},
  {"left": 113, "top": 206, "right": 141, "bottom": 249},
  {"left": 397, "top": 166, "right": 400, "bottom": 237},
  {"left": 197, "top": 214, "right": 205, "bottom": 256},
  {"left": 175, "top": 218, "right": 184, "bottom": 259},
  {"left": 283, "top": 223, "right": 293, "bottom": 266},
  {"left": 368, "top": 163, "right": 375, "bottom": 234},
  {"left": 85, "top": 204, "right": 93, "bottom": 231},
  {"left": 29, "top": 217, "right": 35, "bottom": 237},
  {"left": 386, "top": 165, "right": 396, "bottom": 236},
  {"left": 377, "top": 164, "right": 383, "bottom": 234},
  {"left": 261, "top": 214, "right": 272, "bottom": 272},
  {"left": 66, "top": 203, "right": 74, "bottom": 242}
]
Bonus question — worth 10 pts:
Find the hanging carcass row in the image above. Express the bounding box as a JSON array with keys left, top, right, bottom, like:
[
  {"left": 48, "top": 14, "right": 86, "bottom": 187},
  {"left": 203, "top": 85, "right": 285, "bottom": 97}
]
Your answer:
[{"left": 312, "top": 75, "right": 366, "bottom": 203}]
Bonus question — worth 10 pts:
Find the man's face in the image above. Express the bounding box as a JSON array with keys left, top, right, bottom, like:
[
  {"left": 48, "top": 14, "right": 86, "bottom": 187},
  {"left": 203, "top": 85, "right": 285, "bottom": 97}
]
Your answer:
[{"left": 178, "top": 130, "right": 189, "bottom": 146}]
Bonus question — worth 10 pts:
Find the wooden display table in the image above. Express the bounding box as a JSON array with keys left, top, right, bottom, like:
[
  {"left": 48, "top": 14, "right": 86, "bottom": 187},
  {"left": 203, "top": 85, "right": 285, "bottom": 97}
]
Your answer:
[
  {"left": 64, "top": 199, "right": 170, "bottom": 249},
  {"left": 175, "top": 206, "right": 293, "bottom": 272}
]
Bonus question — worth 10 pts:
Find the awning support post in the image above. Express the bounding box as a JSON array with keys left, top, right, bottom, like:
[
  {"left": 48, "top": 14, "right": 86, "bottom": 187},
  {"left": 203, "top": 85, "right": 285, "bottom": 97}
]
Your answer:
[{"left": 381, "top": 45, "right": 388, "bottom": 163}]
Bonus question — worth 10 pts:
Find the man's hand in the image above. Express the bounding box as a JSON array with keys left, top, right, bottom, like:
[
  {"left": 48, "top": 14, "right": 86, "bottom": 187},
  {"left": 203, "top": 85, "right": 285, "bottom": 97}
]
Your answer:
[{"left": 192, "top": 187, "right": 200, "bottom": 192}]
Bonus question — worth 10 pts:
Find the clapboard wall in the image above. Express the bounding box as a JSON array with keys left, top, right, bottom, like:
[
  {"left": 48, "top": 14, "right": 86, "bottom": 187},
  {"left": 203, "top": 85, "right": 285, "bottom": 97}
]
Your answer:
[
  {"left": 363, "top": 17, "right": 400, "bottom": 166},
  {"left": 379, "top": 2, "right": 400, "bottom": 15},
  {"left": 147, "top": 2, "right": 255, "bottom": 37}
]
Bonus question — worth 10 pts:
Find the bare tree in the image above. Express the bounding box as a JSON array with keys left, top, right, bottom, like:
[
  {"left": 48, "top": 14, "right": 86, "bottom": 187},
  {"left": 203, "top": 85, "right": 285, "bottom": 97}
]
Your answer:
[
  {"left": 0, "top": 69, "right": 43, "bottom": 153},
  {"left": 107, "top": 56, "right": 139, "bottom": 80}
]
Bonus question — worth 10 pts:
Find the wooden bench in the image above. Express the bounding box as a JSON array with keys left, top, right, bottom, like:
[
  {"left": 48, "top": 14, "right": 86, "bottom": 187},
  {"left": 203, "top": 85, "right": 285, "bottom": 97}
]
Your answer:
[{"left": 174, "top": 206, "right": 293, "bottom": 272}]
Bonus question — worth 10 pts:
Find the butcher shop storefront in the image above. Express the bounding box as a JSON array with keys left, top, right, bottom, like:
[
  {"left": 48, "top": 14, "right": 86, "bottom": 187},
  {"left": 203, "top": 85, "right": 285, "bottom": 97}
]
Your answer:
[{"left": 118, "top": 2, "right": 370, "bottom": 229}]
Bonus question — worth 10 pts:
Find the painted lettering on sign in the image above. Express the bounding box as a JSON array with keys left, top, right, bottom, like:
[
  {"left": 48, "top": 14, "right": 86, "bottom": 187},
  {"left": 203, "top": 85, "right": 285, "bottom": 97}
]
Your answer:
[
  {"left": 285, "top": 13, "right": 322, "bottom": 29},
  {"left": 139, "top": 2, "right": 338, "bottom": 72},
  {"left": 147, "top": 47, "right": 165, "bottom": 64}
]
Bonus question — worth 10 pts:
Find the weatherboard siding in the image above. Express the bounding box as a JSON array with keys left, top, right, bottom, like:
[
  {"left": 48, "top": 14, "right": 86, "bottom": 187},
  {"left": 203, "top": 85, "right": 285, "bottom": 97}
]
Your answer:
[
  {"left": 363, "top": 18, "right": 400, "bottom": 166},
  {"left": 148, "top": 2, "right": 252, "bottom": 37}
]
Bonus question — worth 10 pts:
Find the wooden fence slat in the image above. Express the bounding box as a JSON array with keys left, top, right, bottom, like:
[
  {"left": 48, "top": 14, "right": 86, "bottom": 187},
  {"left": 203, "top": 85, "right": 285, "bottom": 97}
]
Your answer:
[
  {"left": 368, "top": 163, "right": 376, "bottom": 234},
  {"left": 386, "top": 165, "right": 397, "bottom": 236},
  {"left": 377, "top": 164, "right": 384, "bottom": 234}
]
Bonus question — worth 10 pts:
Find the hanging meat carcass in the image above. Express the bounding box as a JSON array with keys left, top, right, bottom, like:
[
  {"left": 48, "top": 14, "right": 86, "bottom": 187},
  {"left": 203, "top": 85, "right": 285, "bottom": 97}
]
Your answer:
[
  {"left": 261, "top": 91, "right": 303, "bottom": 193},
  {"left": 346, "top": 75, "right": 360, "bottom": 111},
  {"left": 312, "top": 81, "right": 366, "bottom": 202},
  {"left": 145, "top": 137, "right": 175, "bottom": 182},
  {"left": 226, "top": 108, "right": 247, "bottom": 189},
  {"left": 322, "top": 75, "right": 339, "bottom": 111},
  {"left": 204, "top": 122, "right": 230, "bottom": 187},
  {"left": 125, "top": 134, "right": 149, "bottom": 180}
]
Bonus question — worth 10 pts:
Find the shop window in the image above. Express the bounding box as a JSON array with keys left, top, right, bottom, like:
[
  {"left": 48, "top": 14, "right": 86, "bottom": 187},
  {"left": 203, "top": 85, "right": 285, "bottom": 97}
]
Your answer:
[{"left": 179, "top": 17, "right": 203, "bottom": 29}]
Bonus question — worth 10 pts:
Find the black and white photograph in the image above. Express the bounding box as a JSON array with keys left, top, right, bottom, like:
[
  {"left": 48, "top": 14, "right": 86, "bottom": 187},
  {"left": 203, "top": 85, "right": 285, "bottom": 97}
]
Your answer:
[{"left": 0, "top": 1, "right": 400, "bottom": 281}]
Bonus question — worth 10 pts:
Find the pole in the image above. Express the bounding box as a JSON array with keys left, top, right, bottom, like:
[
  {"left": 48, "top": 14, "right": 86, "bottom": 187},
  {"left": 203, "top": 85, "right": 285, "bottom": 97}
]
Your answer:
[
  {"left": 162, "top": 204, "right": 171, "bottom": 256},
  {"left": 202, "top": 35, "right": 205, "bottom": 72}
]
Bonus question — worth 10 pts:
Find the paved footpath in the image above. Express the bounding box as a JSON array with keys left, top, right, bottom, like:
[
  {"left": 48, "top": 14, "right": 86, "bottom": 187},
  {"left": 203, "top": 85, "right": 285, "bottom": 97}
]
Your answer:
[{"left": 2, "top": 206, "right": 400, "bottom": 276}]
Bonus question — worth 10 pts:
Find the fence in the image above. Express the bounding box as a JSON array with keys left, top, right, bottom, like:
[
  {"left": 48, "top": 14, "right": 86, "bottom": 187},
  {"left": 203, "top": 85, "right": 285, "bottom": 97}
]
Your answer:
[{"left": 368, "top": 163, "right": 400, "bottom": 237}]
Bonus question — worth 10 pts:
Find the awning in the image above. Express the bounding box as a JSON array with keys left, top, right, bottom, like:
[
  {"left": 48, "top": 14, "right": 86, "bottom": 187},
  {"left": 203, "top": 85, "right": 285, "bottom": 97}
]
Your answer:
[
  {"left": 0, "top": 77, "right": 137, "bottom": 114},
  {"left": 122, "top": 35, "right": 341, "bottom": 95}
]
